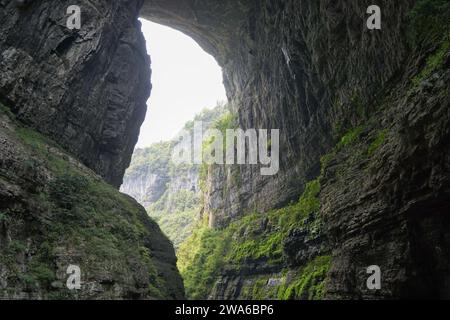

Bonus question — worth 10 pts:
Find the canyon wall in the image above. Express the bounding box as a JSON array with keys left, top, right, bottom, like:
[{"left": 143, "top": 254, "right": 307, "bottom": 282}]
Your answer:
[
  {"left": 0, "top": 0, "right": 449, "bottom": 299},
  {"left": 144, "top": 0, "right": 450, "bottom": 299},
  {"left": 0, "top": 0, "right": 184, "bottom": 299},
  {"left": 121, "top": 105, "right": 227, "bottom": 249},
  {"left": 0, "top": 0, "right": 149, "bottom": 187}
]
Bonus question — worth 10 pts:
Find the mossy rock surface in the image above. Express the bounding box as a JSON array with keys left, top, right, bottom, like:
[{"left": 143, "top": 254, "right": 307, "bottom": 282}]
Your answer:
[{"left": 0, "top": 107, "right": 185, "bottom": 300}]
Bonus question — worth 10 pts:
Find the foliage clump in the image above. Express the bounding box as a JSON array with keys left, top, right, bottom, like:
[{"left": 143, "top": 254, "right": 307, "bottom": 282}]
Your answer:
[
  {"left": 412, "top": 38, "right": 450, "bottom": 85},
  {"left": 0, "top": 114, "right": 176, "bottom": 298},
  {"left": 279, "top": 256, "right": 331, "bottom": 300},
  {"left": 407, "top": 0, "right": 450, "bottom": 49},
  {"left": 127, "top": 142, "right": 173, "bottom": 177},
  {"left": 49, "top": 174, "right": 89, "bottom": 209},
  {"left": 178, "top": 177, "right": 324, "bottom": 299},
  {"left": 177, "top": 216, "right": 230, "bottom": 299},
  {"left": 338, "top": 126, "right": 364, "bottom": 148}
]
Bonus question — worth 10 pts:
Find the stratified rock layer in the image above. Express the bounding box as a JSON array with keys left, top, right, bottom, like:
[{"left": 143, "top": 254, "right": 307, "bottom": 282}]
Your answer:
[{"left": 0, "top": 0, "right": 150, "bottom": 187}]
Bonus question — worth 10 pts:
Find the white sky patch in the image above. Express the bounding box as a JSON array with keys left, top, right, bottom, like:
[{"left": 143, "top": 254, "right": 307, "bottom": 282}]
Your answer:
[{"left": 136, "top": 19, "right": 227, "bottom": 148}]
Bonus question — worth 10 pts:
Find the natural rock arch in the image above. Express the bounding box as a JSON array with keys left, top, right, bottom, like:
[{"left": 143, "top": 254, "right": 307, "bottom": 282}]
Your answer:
[
  {"left": 140, "top": 0, "right": 414, "bottom": 221},
  {"left": 1, "top": 0, "right": 449, "bottom": 299}
]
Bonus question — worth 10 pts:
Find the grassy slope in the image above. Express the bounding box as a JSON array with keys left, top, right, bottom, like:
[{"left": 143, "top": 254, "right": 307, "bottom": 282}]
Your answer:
[{"left": 0, "top": 103, "right": 183, "bottom": 299}]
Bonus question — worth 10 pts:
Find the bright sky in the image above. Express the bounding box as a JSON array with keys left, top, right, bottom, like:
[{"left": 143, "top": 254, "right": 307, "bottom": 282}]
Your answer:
[{"left": 136, "top": 19, "right": 227, "bottom": 148}]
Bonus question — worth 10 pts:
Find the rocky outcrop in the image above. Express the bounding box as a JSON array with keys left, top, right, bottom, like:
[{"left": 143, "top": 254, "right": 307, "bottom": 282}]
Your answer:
[
  {"left": 0, "top": 107, "right": 184, "bottom": 299},
  {"left": 121, "top": 106, "right": 227, "bottom": 248},
  {"left": 143, "top": 0, "right": 450, "bottom": 299},
  {"left": 0, "top": 0, "right": 449, "bottom": 300},
  {"left": 142, "top": 0, "right": 416, "bottom": 224},
  {"left": 207, "top": 0, "right": 414, "bottom": 226},
  {"left": 121, "top": 144, "right": 172, "bottom": 208},
  {"left": 0, "top": 0, "right": 150, "bottom": 187}
]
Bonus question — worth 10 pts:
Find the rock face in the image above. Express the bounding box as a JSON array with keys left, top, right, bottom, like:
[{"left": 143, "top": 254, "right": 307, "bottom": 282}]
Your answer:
[
  {"left": 0, "top": 0, "right": 185, "bottom": 300},
  {"left": 121, "top": 145, "right": 172, "bottom": 208},
  {"left": 0, "top": 107, "right": 184, "bottom": 299},
  {"left": 0, "top": 0, "right": 150, "bottom": 187},
  {"left": 142, "top": 0, "right": 415, "bottom": 223},
  {"left": 143, "top": 0, "right": 450, "bottom": 299},
  {"left": 321, "top": 66, "right": 450, "bottom": 298},
  {"left": 0, "top": 0, "right": 449, "bottom": 300}
]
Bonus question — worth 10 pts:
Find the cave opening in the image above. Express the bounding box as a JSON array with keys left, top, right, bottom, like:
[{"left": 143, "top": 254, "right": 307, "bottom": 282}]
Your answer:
[
  {"left": 120, "top": 19, "right": 227, "bottom": 251},
  {"left": 136, "top": 19, "right": 227, "bottom": 147}
]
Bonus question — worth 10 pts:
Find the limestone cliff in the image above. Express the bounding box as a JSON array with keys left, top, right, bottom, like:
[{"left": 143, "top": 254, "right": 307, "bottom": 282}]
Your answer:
[
  {"left": 0, "top": 0, "right": 184, "bottom": 300},
  {"left": 0, "top": 105, "right": 184, "bottom": 299},
  {"left": 121, "top": 105, "right": 227, "bottom": 249},
  {"left": 0, "top": 0, "right": 449, "bottom": 300}
]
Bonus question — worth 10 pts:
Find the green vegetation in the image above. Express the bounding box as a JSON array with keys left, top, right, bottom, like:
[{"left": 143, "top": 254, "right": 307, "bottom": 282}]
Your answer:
[
  {"left": 15, "top": 126, "right": 72, "bottom": 175},
  {"left": 279, "top": 256, "right": 331, "bottom": 300},
  {"left": 320, "top": 125, "right": 366, "bottom": 175},
  {"left": 213, "top": 111, "right": 239, "bottom": 136},
  {"left": 199, "top": 109, "right": 239, "bottom": 193},
  {"left": 202, "top": 109, "right": 239, "bottom": 159},
  {"left": 407, "top": 0, "right": 450, "bottom": 85},
  {"left": 178, "top": 176, "right": 325, "bottom": 299},
  {"left": 237, "top": 255, "right": 331, "bottom": 300},
  {"left": 320, "top": 152, "right": 335, "bottom": 175},
  {"left": 412, "top": 38, "right": 450, "bottom": 85},
  {"left": 148, "top": 189, "right": 199, "bottom": 250},
  {"left": 0, "top": 211, "right": 8, "bottom": 222},
  {"left": 0, "top": 112, "right": 175, "bottom": 298},
  {"left": 127, "top": 141, "right": 172, "bottom": 177},
  {"left": 338, "top": 126, "right": 364, "bottom": 148},
  {"left": 152, "top": 209, "right": 197, "bottom": 249},
  {"left": 183, "top": 102, "right": 229, "bottom": 132},
  {"left": 49, "top": 174, "right": 89, "bottom": 209},
  {"left": 149, "top": 189, "right": 198, "bottom": 213},
  {"left": 177, "top": 216, "right": 230, "bottom": 299},
  {"left": 226, "top": 178, "right": 322, "bottom": 264},
  {"left": 368, "top": 130, "right": 388, "bottom": 156}
]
